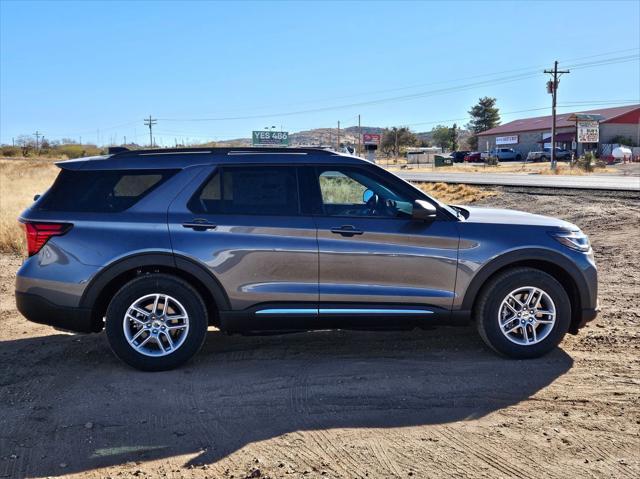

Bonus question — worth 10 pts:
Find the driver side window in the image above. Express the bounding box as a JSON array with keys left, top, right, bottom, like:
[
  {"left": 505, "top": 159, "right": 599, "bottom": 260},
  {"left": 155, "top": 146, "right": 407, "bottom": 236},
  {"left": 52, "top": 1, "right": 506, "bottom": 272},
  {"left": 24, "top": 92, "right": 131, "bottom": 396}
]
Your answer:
[
  {"left": 317, "top": 168, "right": 412, "bottom": 218},
  {"left": 319, "top": 171, "right": 366, "bottom": 204}
]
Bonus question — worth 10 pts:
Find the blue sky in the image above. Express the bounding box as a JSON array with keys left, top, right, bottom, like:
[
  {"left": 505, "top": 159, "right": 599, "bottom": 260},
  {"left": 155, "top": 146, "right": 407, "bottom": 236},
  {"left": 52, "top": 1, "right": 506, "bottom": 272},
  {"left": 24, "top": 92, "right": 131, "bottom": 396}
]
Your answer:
[{"left": 1, "top": 0, "right": 639, "bottom": 146}]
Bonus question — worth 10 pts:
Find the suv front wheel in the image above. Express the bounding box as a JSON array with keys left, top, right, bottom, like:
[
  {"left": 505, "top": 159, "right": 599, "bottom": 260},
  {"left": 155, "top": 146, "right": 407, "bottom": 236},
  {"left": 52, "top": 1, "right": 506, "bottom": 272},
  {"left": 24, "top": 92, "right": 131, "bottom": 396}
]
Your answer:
[
  {"left": 105, "top": 274, "right": 208, "bottom": 371},
  {"left": 475, "top": 267, "right": 571, "bottom": 358}
]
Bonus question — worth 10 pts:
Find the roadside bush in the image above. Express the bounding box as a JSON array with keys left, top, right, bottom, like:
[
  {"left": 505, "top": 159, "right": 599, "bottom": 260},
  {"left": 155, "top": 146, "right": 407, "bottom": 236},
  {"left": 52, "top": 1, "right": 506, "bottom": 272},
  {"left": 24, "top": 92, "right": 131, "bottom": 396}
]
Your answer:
[
  {"left": 577, "top": 152, "right": 595, "bottom": 172},
  {"left": 485, "top": 156, "right": 499, "bottom": 166},
  {"left": 0, "top": 146, "right": 20, "bottom": 157},
  {"left": 56, "top": 144, "right": 102, "bottom": 159}
]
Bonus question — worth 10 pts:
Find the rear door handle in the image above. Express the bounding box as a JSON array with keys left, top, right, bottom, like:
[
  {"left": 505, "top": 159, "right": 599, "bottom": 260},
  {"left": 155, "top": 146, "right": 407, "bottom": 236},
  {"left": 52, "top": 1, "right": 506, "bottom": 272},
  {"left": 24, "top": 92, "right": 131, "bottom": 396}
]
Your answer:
[
  {"left": 182, "top": 219, "right": 217, "bottom": 231},
  {"left": 330, "top": 225, "right": 364, "bottom": 237}
]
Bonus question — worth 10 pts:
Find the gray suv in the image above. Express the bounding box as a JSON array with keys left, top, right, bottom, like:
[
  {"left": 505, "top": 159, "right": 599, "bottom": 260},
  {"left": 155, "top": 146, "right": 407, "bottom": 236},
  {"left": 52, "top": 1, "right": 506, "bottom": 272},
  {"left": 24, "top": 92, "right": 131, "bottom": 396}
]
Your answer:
[{"left": 16, "top": 147, "right": 598, "bottom": 371}]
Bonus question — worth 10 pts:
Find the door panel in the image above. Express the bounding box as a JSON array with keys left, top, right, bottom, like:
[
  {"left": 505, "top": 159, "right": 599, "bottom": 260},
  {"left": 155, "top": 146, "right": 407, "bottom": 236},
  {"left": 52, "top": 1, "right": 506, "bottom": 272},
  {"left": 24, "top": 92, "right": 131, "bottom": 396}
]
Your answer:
[
  {"left": 311, "top": 166, "right": 459, "bottom": 309},
  {"left": 168, "top": 166, "right": 318, "bottom": 311},
  {"left": 316, "top": 217, "right": 459, "bottom": 307}
]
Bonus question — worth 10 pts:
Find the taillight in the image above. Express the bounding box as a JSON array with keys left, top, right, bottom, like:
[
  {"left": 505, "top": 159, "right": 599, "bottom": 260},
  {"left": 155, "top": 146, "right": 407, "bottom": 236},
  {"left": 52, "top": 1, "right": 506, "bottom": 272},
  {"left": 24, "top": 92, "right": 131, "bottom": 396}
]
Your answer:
[{"left": 20, "top": 222, "right": 72, "bottom": 257}]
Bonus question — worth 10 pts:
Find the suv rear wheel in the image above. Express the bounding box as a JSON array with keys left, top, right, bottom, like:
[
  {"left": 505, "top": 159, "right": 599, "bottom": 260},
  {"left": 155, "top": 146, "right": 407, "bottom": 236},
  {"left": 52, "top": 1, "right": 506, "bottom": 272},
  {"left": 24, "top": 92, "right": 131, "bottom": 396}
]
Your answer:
[
  {"left": 475, "top": 267, "right": 570, "bottom": 358},
  {"left": 105, "top": 274, "right": 208, "bottom": 371}
]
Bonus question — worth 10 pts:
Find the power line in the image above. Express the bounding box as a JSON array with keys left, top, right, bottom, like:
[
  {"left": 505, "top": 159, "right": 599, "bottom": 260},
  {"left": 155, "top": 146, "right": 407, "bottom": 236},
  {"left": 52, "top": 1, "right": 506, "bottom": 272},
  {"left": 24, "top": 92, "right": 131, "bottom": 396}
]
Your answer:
[
  {"left": 19, "top": 50, "right": 637, "bottom": 143},
  {"left": 161, "top": 47, "right": 639, "bottom": 118},
  {"left": 11, "top": 50, "right": 637, "bottom": 144},
  {"left": 157, "top": 54, "right": 637, "bottom": 123},
  {"left": 148, "top": 100, "right": 638, "bottom": 141}
]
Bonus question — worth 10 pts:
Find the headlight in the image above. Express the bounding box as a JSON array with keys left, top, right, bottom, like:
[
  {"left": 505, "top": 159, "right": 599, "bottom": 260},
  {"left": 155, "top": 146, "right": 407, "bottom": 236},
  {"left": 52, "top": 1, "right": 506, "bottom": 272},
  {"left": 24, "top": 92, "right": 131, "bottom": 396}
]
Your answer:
[{"left": 549, "top": 230, "right": 591, "bottom": 252}]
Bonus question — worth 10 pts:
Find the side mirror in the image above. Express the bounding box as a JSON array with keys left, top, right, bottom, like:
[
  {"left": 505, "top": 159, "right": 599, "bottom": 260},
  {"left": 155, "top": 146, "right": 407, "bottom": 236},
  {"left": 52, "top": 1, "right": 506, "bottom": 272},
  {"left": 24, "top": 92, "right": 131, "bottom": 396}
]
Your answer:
[
  {"left": 412, "top": 200, "right": 437, "bottom": 220},
  {"left": 363, "top": 189, "right": 374, "bottom": 203}
]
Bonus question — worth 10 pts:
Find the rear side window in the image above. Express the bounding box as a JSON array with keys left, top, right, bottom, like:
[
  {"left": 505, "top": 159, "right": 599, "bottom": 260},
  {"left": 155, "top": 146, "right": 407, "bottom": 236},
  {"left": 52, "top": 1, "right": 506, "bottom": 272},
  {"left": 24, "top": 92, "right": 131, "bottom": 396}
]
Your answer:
[
  {"left": 188, "top": 166, "right": 299, "bottom": 216},
  {"left": 38, "top": 169, "right": 176, "bottom": 212}
]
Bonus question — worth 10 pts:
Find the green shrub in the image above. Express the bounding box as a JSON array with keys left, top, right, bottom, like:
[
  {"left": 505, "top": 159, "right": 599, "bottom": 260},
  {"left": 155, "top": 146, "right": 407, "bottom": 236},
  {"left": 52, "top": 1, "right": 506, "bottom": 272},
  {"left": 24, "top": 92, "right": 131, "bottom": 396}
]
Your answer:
[
  {"left": 609, "top": 135, "right": 635, "bottom": 147},
  {"left": 577, "top": 152, "right": 595, "bottom": 172}
]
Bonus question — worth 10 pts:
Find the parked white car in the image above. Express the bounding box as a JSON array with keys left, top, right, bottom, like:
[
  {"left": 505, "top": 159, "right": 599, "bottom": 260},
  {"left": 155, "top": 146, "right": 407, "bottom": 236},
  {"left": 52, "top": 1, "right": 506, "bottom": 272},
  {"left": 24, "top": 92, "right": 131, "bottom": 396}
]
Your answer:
[{"left": 527, "top": 148, "right": 572, "bottom": 162}]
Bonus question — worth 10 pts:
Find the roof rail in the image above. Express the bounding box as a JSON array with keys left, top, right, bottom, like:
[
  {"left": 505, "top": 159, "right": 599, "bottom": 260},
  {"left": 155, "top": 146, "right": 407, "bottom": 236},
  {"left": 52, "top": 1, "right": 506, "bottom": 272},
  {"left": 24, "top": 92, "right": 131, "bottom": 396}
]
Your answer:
[{"left": 108, "top": 146, "right": 337, "bottom": 158}]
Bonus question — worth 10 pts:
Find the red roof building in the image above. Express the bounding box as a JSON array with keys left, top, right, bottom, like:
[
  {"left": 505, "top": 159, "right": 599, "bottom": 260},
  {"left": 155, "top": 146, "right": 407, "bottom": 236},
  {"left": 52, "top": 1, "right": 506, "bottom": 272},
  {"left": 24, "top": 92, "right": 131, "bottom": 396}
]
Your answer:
[{"left": 476, "top": 104, "right": 639, "bottom": 157}]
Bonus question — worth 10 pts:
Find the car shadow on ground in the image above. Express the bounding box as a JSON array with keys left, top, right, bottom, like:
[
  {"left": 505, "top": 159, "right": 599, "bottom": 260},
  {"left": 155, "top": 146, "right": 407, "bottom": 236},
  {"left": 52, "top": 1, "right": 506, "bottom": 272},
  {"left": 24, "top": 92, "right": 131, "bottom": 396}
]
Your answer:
[{"left": 0, "top": 326, "right": 573, "bottom": 478}]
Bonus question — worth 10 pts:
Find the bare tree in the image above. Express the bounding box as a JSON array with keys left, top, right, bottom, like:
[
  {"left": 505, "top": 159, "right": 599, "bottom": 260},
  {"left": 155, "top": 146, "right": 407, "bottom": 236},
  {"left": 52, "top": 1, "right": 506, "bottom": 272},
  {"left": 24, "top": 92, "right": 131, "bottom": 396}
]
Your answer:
[{"left": 15, "top": 135, "right": 35, "bottom": 156}]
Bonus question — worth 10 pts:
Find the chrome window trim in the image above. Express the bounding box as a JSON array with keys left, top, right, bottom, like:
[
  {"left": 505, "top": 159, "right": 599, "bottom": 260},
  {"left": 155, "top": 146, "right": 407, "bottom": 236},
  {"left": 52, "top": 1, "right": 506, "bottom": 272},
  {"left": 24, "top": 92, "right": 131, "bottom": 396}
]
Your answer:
[{"left": 255, "top": 308, "right": 434, "bottom": 316}]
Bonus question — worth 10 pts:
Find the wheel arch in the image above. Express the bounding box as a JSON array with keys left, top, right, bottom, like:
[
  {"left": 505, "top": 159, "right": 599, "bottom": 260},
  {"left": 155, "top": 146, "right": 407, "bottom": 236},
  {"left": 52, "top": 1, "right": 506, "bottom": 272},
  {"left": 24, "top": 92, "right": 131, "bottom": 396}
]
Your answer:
[
  {"left": 80, "top": 252, "right": 230, "bottom": 331},
  {"left": 461, "top": 249, "right": 588, "bottom": 333}
]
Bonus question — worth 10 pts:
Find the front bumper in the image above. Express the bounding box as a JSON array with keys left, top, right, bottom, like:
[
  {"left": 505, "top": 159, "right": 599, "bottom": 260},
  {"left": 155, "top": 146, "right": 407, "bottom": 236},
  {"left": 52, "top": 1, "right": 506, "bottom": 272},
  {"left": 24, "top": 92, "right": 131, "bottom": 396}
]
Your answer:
[
  {"left": 569, "top": 299, "right": 600, "bottom": 334},
  {"left": 16, "top": 291, "right": 97, "bottom": 333}
]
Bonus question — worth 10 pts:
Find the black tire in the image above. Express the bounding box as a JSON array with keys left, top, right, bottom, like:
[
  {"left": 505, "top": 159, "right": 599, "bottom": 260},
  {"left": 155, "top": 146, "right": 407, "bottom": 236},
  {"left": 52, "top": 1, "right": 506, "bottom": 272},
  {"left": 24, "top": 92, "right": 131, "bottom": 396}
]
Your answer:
[
  {"left": 540, "top": 155, "right": 548, "bottom": 162},
  {"left": 105, "top": 274, "right": 208, "bottom": 371},
  {"left": 515, "top": 154, "right": 522, "bottom": 161},
  {"left": 475, "top": 267, "right": 571, "bottom": 359}
]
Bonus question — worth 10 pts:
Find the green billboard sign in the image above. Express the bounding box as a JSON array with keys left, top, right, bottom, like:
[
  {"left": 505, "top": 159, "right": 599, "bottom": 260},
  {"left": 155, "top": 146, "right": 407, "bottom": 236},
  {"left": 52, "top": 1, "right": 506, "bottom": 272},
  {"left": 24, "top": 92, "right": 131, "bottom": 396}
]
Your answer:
[{"left": 252, "top": 130, "right": 289, "bottom": 147}]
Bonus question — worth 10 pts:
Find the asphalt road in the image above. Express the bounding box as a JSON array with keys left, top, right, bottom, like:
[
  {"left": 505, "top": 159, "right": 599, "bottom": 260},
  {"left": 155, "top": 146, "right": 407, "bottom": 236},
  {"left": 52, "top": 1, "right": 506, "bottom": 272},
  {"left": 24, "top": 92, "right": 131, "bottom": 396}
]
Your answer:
[{"left": 397, "top": 171, "right": 640, "bottom": 191}]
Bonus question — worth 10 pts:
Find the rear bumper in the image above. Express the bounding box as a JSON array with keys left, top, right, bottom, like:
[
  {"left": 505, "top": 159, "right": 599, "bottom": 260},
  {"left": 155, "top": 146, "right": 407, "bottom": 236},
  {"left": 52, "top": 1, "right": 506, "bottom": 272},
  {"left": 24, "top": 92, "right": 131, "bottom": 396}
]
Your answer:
[{"left": 15, "top": 291, "right": 97, "bottom": 333}]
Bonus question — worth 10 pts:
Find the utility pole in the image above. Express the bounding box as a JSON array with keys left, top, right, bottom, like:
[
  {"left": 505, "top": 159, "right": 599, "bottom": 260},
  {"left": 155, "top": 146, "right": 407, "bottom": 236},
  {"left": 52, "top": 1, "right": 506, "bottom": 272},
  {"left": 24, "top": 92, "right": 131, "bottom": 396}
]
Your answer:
[
  {"left": 357, "top": 114, "right": 361, "bottom": 157},
  {"left": 544, "top": 61, "right": 570, "bottom": 170},
  {"left": 33, "top": 130, "right": 42, "bottom": 154},
  {"left": 394, "top": 127, "right": 398, "bottom": 157},
  {"left": 337, "top": 120, "right": 340, "bottom": 150},
  {"left": 144, "top": 115, "right": 157, "bottom": 147}
]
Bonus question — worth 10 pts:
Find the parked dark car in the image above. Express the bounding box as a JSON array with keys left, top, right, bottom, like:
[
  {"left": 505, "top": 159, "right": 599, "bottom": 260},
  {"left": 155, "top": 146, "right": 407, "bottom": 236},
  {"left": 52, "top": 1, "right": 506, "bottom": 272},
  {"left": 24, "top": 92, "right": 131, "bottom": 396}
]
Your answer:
[
  {"left": 464, "top": 151, "right": 482, "bottom": 163},
  {"left": 449, "top": 151, "right": 470, "bottom": 163},
  {"left": 16, "top": 147, "right": 598, "bottom": 370}
]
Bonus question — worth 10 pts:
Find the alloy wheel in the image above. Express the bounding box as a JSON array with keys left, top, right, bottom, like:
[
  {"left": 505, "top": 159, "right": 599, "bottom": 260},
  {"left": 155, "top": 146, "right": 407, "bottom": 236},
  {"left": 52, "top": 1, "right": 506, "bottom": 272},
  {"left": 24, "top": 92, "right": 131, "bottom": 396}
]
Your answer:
[
  {"left": 498, "top": 286, "right": 556, "bottom": 346},
  {"left": 122, "top": 294, "right": 190, "bottom": 357}
]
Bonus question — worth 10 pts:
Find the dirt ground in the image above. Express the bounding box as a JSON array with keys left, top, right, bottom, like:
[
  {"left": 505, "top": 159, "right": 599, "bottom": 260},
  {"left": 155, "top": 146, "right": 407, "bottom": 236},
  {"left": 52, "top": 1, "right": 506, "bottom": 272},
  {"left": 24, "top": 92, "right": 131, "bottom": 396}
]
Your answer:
[{"left": 0, "top": 189, "right": 639, "bottom": 479}]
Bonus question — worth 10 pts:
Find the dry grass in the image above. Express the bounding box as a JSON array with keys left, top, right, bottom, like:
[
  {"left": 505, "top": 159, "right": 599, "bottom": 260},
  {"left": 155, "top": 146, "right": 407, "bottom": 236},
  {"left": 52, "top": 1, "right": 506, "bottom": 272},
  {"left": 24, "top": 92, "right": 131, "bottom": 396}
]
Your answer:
[
  {"left": 0, "top": 158, "right": 59, "bottom": 254},
  {"left": 536, "top": 164, "right": 609, "bottom": 175},
  {"left": 414, "top": 182, "right": 497, "bottom": 204},
  {"left": 388, "top": 161, "right": 612, "bottom": 175}
]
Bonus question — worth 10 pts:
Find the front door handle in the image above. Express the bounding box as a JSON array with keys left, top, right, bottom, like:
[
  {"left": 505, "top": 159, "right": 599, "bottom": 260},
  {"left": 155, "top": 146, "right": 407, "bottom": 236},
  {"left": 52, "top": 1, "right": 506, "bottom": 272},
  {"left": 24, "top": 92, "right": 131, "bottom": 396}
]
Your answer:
[
  {"left": 330, "top": 225, "right": 364, "bottom": 237},
  {"left": 182, "top": 219, "right": 217, "bottom": 231}
]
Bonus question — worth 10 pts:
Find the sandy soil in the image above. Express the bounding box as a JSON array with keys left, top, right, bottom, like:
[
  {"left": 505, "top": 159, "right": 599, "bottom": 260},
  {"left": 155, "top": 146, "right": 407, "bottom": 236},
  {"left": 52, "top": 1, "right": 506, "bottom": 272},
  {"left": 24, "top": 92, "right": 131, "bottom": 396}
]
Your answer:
[{"left": 0, "top": 189, "right": 639, "bottom": 479}]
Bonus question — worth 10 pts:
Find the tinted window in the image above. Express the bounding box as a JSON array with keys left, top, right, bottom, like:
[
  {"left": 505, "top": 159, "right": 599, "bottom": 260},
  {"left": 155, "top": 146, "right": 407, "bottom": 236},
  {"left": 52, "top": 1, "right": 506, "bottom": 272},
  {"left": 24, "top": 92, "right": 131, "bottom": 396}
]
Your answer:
[
  {"left": 38, "top": 169, "right": 176, "bottom": 212},
  {"left": 189, "top": 167, "right": 299, "bottom": 216},
  {"left": 316, "top": 168, "right": 412, "bottom": 218}
]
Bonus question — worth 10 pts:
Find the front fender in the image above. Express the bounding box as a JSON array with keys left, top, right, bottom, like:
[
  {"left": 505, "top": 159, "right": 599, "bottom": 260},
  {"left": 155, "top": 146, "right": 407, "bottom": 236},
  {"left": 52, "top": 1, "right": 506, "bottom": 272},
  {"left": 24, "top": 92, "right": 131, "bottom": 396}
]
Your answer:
[{"left": 458, "top": 247, "right": 596, "bottom": 313}]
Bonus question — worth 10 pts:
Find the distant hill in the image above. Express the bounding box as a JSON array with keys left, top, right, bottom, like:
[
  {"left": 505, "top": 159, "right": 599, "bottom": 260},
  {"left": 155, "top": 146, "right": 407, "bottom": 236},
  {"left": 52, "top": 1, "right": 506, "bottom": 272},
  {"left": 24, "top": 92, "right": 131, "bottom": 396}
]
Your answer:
[{"left": 215, "top": 126, "right": 470, "bottom": 149}]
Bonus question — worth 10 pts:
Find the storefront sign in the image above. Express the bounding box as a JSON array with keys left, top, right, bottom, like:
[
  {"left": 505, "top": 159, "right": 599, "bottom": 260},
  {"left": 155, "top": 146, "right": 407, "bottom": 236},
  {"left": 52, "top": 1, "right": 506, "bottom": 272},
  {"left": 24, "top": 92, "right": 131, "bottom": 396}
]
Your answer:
[
  {"left": 577, "top": 121, "right": 599, "bottom": 143},
  {"left": 252, "top": 130, "right": 289, "bottom": 146},
  {"left": 496, "top": 135, "right": 518, "bottom": 145},
  {"left": 362, "top": 133, "right": 381, "bottom": 145}
]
